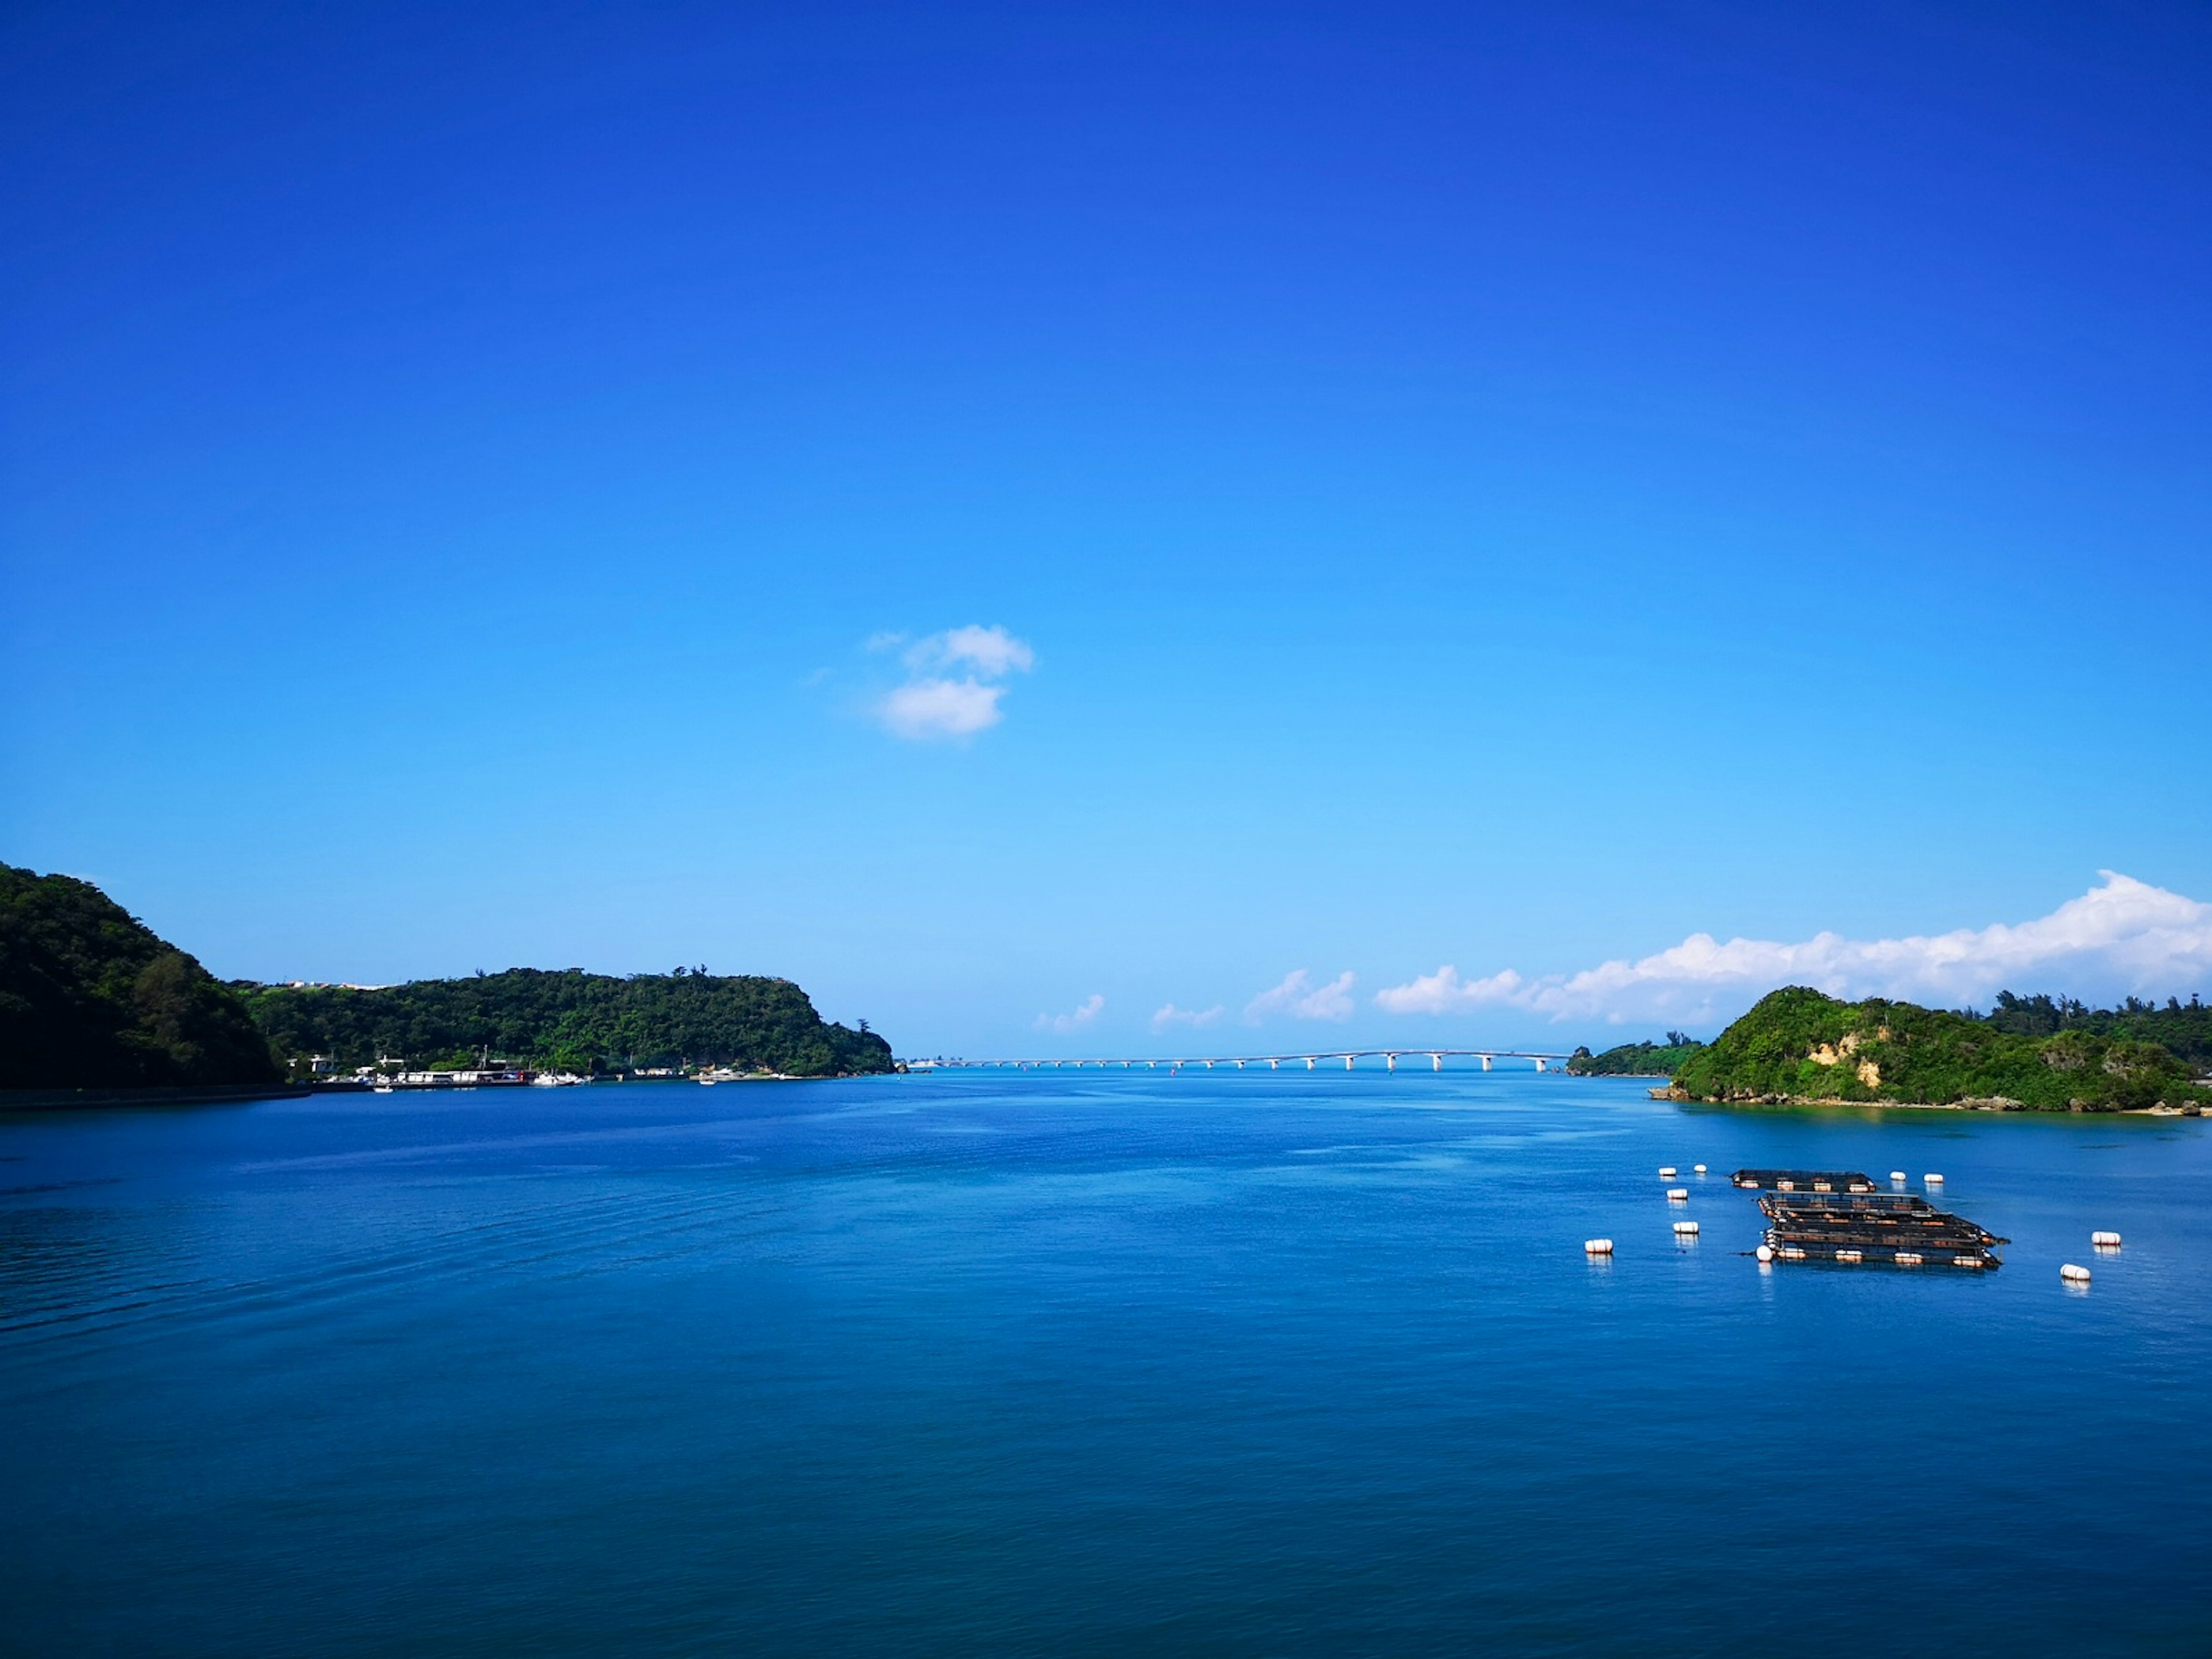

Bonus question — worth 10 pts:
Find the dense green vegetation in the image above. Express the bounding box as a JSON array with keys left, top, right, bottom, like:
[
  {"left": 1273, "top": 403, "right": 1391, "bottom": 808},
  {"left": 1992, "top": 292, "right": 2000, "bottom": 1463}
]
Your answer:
[
  {"left": 241, "top": 968, "right": 895, "bottom": 1078},
  {"left": 0, "top": 863, "right": 282, "bottom": 1090},
  {"left": 1567, "top": 1032, "right": 1706, "bottom": 1076},
  {"left": 1979, "top": 990, "right": 2212, "bottom": 1070},
  {"left": 1669, "top": 987, "right": 2209, "bottom": 1112}
]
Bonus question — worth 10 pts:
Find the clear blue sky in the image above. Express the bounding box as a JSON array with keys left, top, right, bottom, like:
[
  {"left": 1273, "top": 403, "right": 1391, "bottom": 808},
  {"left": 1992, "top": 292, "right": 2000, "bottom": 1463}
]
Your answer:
[{"left": 5, "top": 1, "right": 2209, "bottom": 1053}]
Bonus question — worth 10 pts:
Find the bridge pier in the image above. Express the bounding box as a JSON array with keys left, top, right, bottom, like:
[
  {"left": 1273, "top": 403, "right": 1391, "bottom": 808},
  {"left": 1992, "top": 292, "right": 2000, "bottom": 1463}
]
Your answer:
[
  {"left": 1430, "top": 1052, "right": 1444, "bottom": 1071},
  {"left": 1480, "top": 1055, "right": 1493, "bottom": 1071},
  {"left": 1345, "top": 1054, "right": 1355, "bottom": 1070}
]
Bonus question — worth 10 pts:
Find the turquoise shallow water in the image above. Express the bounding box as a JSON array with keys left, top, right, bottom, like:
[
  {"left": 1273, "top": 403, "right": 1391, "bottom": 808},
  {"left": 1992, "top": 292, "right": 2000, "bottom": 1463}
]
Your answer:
[{"left": 3, "top": 1071, "right": 2209, "bottom": 1656}]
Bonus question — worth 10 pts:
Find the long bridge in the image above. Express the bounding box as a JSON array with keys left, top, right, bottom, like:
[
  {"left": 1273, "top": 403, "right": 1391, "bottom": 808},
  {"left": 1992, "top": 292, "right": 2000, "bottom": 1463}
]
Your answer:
[{"left": 903, "top": 1048, "right": 1575, "bottom": 1073}]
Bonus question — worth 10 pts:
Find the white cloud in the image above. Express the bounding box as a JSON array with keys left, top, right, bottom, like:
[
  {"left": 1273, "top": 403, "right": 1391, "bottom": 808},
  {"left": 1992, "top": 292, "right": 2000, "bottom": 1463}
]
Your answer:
[
  {"left": 907, "top": 623, "right": 1035, "bottom": 679},
  {"left": 1035, "top": 993, "right": 1104, "bottom": 1033},
  {"left": 881, "top": 677, "right": 1009, "bottom": 740},
  {"left": 1245, "top": 968, "right": 1357, "bottom": 1023},
  {"left": 1373, "top": 873, "right": 2212, "bottom": 1027},
  {"left": 1152, "top": 1002, "right": 1225, "bottom": 1032},
  {"left": 876, "top": 624, "right": 1036, "bottom": 740}
]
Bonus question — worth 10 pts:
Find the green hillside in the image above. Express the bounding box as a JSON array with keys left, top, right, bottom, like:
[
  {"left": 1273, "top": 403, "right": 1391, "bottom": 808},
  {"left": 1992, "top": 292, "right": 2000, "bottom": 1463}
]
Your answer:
[
  {"left": 242, "top": 969, "right": 895, "bottom": 1078},
  {"left": 1567, "top": 1032, "right": 1706, "bottom": 1077},
  {"left": 1669, "top": 987, "right": 2208, "bottom": 1112},
  {"left": 1981, "top": 990, "right": 2212, "bottom": 1070},
  {"left": 0, "top": 863, "right": 283, "bottom": 1090}
]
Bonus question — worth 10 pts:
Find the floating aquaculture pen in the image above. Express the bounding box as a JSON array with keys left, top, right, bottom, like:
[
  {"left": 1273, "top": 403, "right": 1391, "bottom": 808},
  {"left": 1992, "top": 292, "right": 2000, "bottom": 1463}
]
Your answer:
[
  {"left": 1730, "top": 1168, "right": 1878, "bottom": 1194},
  {"left": 1731, "top": 1170, "right": 2007, "bottom": 1270}
]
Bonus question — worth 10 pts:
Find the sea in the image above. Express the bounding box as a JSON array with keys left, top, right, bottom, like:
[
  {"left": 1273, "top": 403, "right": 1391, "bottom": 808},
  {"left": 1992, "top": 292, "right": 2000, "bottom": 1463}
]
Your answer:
[{"left": 3, "top": 1070, "right": 2208, "bottom": 1656}]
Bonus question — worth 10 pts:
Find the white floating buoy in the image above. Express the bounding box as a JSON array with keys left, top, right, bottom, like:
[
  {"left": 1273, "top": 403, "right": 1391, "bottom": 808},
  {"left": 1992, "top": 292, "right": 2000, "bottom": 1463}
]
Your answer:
[
  {"left": 1895, "top": 1252, "right": 1923, "bottom": 1267},
  {"left": 2061, "top": 1263, "right": 2092, "bottom": 1283},
  {"left": 1835, "top": 1249, "right": 1863, "bottom": 1263},
  {"left": 1925, "top": 1173, "right": 1944, "bottom": 1184},
  {"left": 1673, "top": 1220, "right": 1699, "bottom": 1236},
  {"left": 1953, "top": 1254, "right": 1984, "bottom": 1270},
  {"left": 1658, "top": 1166, "right": 1677, "bottom": 1178},
  {"left": 2091, "top": 1230, "right": 2122, "bottom": 1248},
  {"left": 1693, "top": 1164, "right": 1707, "bottom": 1175},
  {"left": 1666, "top": 1187, "right": 1689, "bottom": 1201},
  {"left": 1584, "top": 1238, "right": 1614, "bottom": 1255},
  {"left": 1890, "top": 1171, "right": 1907, "bottom": 1183},
  {"left": 1779, "top": 1245, "right": 1807, "bottom": 1260},
  {"left": 1755, "top": 1244, "right": 1774, "bottom": 1262}
]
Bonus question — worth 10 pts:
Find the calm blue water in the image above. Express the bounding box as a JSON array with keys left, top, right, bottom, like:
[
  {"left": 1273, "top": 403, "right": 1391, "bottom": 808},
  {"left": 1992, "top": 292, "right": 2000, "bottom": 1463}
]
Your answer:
[{"left": 3, "top": 1071, "right": 2209, "bottom": 1655}]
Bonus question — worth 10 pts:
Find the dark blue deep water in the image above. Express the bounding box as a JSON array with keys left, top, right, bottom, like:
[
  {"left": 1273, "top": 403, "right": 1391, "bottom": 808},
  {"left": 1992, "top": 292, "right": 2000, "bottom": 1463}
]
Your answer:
[{"left": 4, "top": 1072, "right": 2209, "bottom": 1655}]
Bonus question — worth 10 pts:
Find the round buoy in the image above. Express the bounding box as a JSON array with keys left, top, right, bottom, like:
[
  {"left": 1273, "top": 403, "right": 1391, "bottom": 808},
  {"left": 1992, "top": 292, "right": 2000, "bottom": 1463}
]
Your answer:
[
  {"left": 2061, "top": 1263, "right": 2092, "bottom": 1283},
  {"left": 1658, "top": 1166, "right": 1677, "bottom": 1178},
  {"left": 1673, "top": 1220, "right": 1699, "bottom": 1236},
  {"left": 2090, "top": 1230, "right": 2122, "bottom": 1248},
  {"left": 1755, "top": 1244, "right": 1774, "bottom": 1263},
  {"left": 1666, "top": 1187, "right": 1689, "bottom": 1201},
  {"left": 1584, "top": 1238, "right": 1613, "bottom": 1255},
  {"left": 1925, "top": 1173, "right": 1945, "bottom": 1185}
]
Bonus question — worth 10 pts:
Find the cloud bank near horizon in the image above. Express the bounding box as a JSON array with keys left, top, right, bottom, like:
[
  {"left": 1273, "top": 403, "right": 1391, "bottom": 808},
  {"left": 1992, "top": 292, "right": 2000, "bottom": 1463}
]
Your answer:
[
  {"left": 1152, "top": 1002, "right": 1225, "bottom": 1032},
  {"left": 1246, "top": 969, "right": 1356, "bottom": 1023},
  {"left": 1035, "top": 993, "right": 1104, "bottom": 1033},
  {"left": 1373, "top": 873, "right": 2212, "bottom": 1027}
]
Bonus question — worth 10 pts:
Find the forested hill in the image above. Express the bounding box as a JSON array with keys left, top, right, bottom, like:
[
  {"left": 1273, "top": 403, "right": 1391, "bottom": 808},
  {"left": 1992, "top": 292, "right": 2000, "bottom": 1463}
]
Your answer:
[
  {"left": 1668, "top": 987, "right": 2209, "bottom": 1112},
  {"left": 0, "top": 863, "right": 282, "bottom": 1090},
  {"left": 1567, "top": 1033, "right": 1706, "bottom": 1076},
  {"left": 1980, "top": 990, "right": 2212, "bottom": 1070},
  {"left": 241, "top": 969, "right": 895, "bottom": 1078}
]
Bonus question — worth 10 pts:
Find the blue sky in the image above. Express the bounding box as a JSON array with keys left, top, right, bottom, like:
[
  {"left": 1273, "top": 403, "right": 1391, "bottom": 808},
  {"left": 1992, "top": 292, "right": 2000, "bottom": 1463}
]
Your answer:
[{"left": 5, "top": 1, "right": 2209, "bottom": 1053}]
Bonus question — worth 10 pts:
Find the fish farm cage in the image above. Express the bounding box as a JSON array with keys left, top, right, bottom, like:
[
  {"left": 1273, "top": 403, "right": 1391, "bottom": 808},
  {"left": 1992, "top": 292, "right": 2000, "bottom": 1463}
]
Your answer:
[
  {"left": 1730, "top": 1170, "right": 2007, "bottom": 1270},
  {"left": 1731, "top": 1169, "right": 1878, "bottom": 1194}
]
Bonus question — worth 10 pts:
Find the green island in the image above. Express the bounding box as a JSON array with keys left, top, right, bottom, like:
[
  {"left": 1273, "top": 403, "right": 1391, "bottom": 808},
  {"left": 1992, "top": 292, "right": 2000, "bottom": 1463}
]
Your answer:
[
  {"left": 1659, "top": 986, "right": 2211, "bottom": 1112},
  {"left": 1, "top": 861, "right": 893, "bottom": 1092},
  {"left": 244, "top": 969, "right": 893, "bottom": 1080},
  {"left": 1567, "top": 1032, "right": 1706, "bottom": 1077}
]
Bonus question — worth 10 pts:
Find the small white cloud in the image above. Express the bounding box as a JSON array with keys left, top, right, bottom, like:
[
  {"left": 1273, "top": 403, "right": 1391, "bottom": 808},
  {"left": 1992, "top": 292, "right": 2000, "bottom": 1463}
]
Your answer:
[
  {"left": 908, "top": 623, "right": 1035, "bottom": 679},
  {"left": 1374, "top": 965, "right": 1525, "bottom": 1015},
  {"left": 875, "top": 624, "right": 1035, "bottom": 741},
  {"left": 1372, "top": 872, "right": 2212, "bottom": 1027},
  {"left": 1245, "top": 968, "right": 1356, "bottom": 1023},
  {"left": 882, "top": 677, "right": 1008, "bottom": 740},
  {"left": 1035, "top": 993, "right": 1104, "bottom": 1034},
  {"left": 1151, "top": 1002, "right": 1225, "bottom": 1032},
  {"left": 864, "top": 630, "right": 909, "bottom": 653}
]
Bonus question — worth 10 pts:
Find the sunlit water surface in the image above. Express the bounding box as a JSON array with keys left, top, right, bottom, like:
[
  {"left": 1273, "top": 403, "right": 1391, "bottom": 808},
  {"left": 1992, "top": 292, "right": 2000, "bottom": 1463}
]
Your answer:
[{"left": 3, "top": 1073, "right": 2209, "bottom": 1655}]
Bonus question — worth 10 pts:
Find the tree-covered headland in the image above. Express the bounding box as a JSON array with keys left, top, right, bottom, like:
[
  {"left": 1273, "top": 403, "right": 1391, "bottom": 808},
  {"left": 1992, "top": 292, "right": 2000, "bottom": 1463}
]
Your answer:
[
  {"left": 1666, "top": 987, "right": 2210, "bottom": 1112},
  {"left": 242, "top": 968, "right": 895, "bottom": 1079},
  {"left": 1567, "top": 1032, "right": 1706, "bottom": 1076},
  {"left": 0, "top": 862, "right": 282, "bottom": 1090}
]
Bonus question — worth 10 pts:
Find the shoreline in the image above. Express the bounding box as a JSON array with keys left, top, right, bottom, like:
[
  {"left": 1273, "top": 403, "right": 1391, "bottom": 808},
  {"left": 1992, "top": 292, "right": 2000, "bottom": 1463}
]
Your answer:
[{"left": 1646, "top": 1085, "right": 2202, "bottom": 1118}]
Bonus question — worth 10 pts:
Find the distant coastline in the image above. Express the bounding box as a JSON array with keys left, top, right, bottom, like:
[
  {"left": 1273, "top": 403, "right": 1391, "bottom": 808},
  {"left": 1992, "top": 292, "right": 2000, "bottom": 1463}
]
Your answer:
[
  {"left": 2, "top": 861, "right": 895, "bottom": 1099},
  {"left": 1658, "top": 987, "right": 2211, "bottom": 1114}
]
